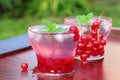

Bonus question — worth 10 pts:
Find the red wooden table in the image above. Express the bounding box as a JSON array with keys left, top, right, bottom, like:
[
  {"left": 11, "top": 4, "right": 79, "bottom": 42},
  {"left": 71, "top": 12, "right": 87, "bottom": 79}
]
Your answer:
[{"left": 0, "top": 29, "right": 120, "bottom": 80}]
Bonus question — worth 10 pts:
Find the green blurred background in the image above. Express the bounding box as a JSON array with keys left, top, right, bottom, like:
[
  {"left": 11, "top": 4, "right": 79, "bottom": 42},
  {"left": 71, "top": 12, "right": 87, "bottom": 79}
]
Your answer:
[{"left": 0, "top": 0, "right": 120, "bottom": 40}]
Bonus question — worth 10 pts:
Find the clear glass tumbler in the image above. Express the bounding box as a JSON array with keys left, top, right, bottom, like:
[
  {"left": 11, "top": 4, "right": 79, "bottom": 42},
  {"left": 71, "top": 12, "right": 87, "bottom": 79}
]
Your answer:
[
  {"left": 64, "top": 16, "right": 112, "bottom": 61},
  {"left": 28, "top": 24, "right": 76, "bottom": 76}
]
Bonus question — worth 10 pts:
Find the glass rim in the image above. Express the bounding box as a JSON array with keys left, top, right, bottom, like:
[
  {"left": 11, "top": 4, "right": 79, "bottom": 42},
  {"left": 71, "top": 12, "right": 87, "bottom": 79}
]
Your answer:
[
  {"left": 64, "top": 16, "right": 112, "bottom": 21},
  {"left": 64, "top": 16, "right": 112, "bottom": 27},
  {"left": 28, "top": 24, "right": 72, "bottom": 35},
  {"left": 92, "top": 16, "right": 112, "bottom": 21}
]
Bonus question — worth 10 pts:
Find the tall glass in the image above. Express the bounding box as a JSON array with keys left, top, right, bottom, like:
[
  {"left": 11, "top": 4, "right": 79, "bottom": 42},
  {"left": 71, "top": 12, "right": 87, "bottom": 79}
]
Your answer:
[
  {"left": 64, "top": 16, "right": 112, "bottom": 60},
  {"left": 28, "top": 24, "right": 76, "bottom": 76}
]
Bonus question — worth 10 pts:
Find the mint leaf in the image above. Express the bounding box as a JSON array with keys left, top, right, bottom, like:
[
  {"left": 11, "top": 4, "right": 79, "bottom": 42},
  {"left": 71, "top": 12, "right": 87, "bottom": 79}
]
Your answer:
[
  {"left": 42, "top": 19, "right": 57, "bottom": 32},
  {"left": 80, "top": 15, "right": 88, "bottom": 23},
  {"left": 42, "top": 19, "right": 65, "bottom": 32},
  {"left": 76, "top": 12, "right": 93, "bottom": 24},
  {"left": 39, "top": 28, "right": 50, "bottom": 32},
  {"left": 55, "top": 27, "right": 65, "bottom": 32},
  {"left": 50, "top": 23, "right": 56, "bottom": 32},
  {"left": 86, "top": 12, "right": 93, "bottom": 21}
]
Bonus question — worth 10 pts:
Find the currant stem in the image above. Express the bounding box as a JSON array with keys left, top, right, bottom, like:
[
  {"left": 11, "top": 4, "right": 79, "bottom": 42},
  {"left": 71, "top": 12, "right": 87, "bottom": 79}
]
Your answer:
[
  {"left": 97, "top": 29, "right": 100, "bottom": 42},
  {"left": 97, "top": 9, "right": 105, "bottom": 42},
  {"left": 99, "top": 9, "right": 105, "bottom": 21},
  {"left": 78, "top": 23, "right": 83, "bottom": 35}
]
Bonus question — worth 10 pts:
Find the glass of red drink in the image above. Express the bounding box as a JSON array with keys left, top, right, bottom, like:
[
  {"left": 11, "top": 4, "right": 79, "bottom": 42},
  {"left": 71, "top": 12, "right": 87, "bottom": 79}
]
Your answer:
[
  {"left": 64, "top": 16, "right": 112, "bottom": 61},
  {"left": 28, "top": 24, "right": 76, "bottom": 76}
]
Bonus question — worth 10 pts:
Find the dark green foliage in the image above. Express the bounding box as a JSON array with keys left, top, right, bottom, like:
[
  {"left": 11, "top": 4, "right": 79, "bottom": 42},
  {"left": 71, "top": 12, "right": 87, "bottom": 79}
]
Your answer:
[
  {"left": 0, "top": 0, "right": 92, "bottom": 18},
  {"left": 0, "top": 0, "right": 29, "bottom": 18},
  {"left": 1, "top": 0, "right": 119, "bottom": 21}
]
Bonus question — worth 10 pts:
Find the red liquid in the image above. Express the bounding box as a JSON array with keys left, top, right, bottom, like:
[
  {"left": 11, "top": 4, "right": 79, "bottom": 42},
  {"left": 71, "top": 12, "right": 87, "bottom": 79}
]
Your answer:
[{"left": 37, "top": 56, "right": 74, "bottom": 74}]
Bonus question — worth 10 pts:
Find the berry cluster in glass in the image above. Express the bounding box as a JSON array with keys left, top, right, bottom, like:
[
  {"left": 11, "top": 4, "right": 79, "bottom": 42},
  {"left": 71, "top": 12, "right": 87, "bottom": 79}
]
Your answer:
[{"left": 69, "top": 20, "right": 106, "bottom": 66}]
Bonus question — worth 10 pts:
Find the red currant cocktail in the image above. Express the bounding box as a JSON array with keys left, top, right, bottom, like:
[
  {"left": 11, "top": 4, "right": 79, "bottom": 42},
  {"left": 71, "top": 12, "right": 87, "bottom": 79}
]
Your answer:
[
  {"left": 28, "top": 24, "right": 76, "bottom": 76},
  {"left": 65, "top": 16, "right": 112, "bottom": 61}
]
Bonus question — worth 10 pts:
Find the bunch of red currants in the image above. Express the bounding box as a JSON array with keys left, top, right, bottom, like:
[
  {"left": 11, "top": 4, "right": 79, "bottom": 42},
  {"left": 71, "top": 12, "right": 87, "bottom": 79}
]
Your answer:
[{"left": 69, "top": 20, "right": 106, "bottom": 67}]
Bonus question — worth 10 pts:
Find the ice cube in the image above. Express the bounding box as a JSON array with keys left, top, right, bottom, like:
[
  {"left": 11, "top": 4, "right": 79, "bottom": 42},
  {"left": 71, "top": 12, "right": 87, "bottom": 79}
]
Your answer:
[{"left": 54, "top": 34, "right": 64, "bottom": 42}]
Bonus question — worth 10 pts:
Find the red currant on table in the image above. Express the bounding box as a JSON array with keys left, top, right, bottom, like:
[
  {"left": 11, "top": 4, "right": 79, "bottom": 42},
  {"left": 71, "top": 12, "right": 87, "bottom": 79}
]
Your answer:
[
  {"left": 80, "top": 54, "right": 89, "bottom": 60},
  {"left": 81, "top": 60, "right": 88, "bottom": 67},
  {"left": 21, "top": 63, "right": 28, "bottom": 70}
]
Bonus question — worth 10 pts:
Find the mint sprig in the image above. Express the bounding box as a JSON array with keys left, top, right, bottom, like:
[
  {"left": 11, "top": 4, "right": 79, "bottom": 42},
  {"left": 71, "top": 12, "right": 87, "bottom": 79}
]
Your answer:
[
  {"left": 76, "top": 12, "right": 93, "bottom": 24},
  {"left": 76, "top": 12, "right": 93, "bottom": 35},
  {"left": 41, "top": 19, "right": 64, "bottom": 32}
]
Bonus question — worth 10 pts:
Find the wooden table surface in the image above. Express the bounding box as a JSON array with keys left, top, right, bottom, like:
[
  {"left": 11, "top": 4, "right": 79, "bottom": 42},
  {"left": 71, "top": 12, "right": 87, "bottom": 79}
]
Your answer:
[{"left": 0, "top": 30, "right": 120, "bottom": 80}]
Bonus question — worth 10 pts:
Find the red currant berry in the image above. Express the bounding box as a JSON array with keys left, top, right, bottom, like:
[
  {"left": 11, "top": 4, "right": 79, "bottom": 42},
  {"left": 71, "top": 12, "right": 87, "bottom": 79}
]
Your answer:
[
  {"left": 75, "top": 48, "right": 83, "bottom": 55},
  {"left": 91, "top": 30, "right": 97, "bottom": 37},
  {"left": 86, "top": 44, "right": 93, "bottom": 50},
  {"left": 100, "top": 39, "right": 106, "bottom": 45},
  {"left": 91, "top": 37, "right": 96, "bottom": 43},
  {"left": 93, "top": 40, "right": 99, "bottom": 47},
  {"left": 99, "top": 34, "right": 104, "bottom": 40},
  {"left": 73, "top": 31, "right": 79, "bottom": 35},
  {"left": 81, "top": 60, "right": 88, "bottom": 67},
  {"left": 21, "top": 63, "right": 28, "bottom": 70},
  {"left": 92, "top": 47, "right": 99, "bottom": 56},
  {"left": 73, "top": 34, "right": 80, "bottom": 41},
  {"left": 92, "top": 46, "right": 96, "bottom": 52},
  {"left": 98, "top": 44, "right": 104, "bottom": 51},
  {"left": 80, "top": 54, "right": 89, "bottom": 60},
  {"left": 85, "top": 50, "right": 91, "bottom": 56},
  {"left": 69, "top": 25, "right": 78, "bottom": 33},
  {"left": 92, "top": 21, "right": 100, "bottom": 30},
  {"left": 77, "top": 42, "right": 85, "bottom": 49},
  {"left": 81, "top": 34, "right": 90, "bottom": 44}
]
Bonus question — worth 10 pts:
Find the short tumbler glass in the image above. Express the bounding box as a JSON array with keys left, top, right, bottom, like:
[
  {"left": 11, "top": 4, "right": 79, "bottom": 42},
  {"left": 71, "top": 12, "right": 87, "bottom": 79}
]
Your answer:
[
  {"left": 64, "top": 16, "right": 112, "bottom": 61},
  {"left": 28, "top": 24, "right": 76, "bottom": 76}
]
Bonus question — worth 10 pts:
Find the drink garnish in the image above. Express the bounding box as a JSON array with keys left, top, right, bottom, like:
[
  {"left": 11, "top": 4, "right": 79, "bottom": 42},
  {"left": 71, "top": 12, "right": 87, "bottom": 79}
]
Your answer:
[
  {"left": 76, "top": 12, "right": 93, "bottom": 24},
  {"left": 76, "top": 12, "right": 93, "bottom": 34},
  {"left": 41, "top": 19, "right": 64, "bottom": 32},
  {"left": 69, "top": 12, "right": 107, "bottom": 67}
]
